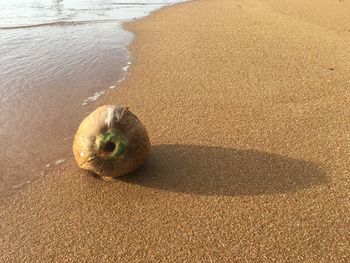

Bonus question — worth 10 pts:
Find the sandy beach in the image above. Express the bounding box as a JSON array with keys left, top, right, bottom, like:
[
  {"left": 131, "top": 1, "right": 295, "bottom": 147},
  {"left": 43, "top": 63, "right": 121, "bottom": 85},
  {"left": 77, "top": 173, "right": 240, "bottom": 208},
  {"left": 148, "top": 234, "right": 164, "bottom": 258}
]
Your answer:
[{"left": 1, "top": 0, "right": 349, "bottom": 261}]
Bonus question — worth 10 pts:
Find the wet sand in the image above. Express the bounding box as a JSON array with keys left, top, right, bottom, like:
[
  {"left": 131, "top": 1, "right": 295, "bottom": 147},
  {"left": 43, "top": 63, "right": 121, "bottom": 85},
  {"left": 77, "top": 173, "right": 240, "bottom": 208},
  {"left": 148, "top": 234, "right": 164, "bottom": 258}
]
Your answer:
[{"left": 1, "top": 0, "right": 350, "bottom": 261}]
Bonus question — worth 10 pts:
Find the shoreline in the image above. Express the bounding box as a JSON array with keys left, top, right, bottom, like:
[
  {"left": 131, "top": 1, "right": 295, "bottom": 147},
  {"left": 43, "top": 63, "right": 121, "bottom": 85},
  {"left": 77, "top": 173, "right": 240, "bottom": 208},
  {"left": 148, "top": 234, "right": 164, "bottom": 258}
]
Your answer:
[
  {"left": 1, "top": 0, "right": 350, "bottom": 261},
  {"left": 0, "top": 1, "right": 184, "bottom": 197}
]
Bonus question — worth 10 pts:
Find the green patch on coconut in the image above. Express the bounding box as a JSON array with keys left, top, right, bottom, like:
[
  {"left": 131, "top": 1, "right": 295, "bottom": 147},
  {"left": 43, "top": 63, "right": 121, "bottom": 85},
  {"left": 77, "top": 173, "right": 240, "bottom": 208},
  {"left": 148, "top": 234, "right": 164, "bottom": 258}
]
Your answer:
[{"left": 95, "top": 128, "right": 128, "bottom": 161}]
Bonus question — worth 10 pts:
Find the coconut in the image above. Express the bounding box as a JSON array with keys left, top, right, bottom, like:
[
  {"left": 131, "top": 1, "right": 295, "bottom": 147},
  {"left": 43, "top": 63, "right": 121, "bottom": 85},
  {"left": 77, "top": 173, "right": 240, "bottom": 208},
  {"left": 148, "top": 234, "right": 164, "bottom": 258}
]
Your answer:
[{"left": 73, "top": 105, "right": 151, "bottom": 177}]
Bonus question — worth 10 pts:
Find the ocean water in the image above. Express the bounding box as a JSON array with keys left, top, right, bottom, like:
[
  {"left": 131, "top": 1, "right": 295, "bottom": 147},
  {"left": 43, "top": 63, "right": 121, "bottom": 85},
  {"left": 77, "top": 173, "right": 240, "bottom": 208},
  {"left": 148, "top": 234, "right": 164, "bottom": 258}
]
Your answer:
[{"left": 0, "top": 0, "right": 184, "bottom": 195}]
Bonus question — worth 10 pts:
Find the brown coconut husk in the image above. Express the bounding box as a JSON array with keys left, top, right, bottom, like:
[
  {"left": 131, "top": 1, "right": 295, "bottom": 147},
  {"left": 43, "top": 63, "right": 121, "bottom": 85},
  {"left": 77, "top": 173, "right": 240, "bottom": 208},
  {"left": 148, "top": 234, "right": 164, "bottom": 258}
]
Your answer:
[{"left": 73, "top": 105, "right": 151, "bottom": 177}]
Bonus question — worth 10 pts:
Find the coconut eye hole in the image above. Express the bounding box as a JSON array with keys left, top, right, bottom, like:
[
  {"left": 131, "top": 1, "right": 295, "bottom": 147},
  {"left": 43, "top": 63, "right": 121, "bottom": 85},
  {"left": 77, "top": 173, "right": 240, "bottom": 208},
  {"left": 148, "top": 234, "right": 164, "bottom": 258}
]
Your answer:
[
  {"left": 95, "top": 128, "right": 128, "bottom": 160},
  {"left": 104, "top": 141, "right": 116, "bottom": 153}
]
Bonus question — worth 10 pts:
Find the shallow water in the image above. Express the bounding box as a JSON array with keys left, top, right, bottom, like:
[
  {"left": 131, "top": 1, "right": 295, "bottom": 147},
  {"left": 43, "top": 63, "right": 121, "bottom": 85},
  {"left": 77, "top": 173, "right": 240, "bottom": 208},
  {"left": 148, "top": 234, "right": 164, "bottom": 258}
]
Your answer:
[
  {"left": 0, "top": 0, "right": 183, "bottom": 195},
  {"left": 0, "top": 0, "right": 178, "bottom": 29}
]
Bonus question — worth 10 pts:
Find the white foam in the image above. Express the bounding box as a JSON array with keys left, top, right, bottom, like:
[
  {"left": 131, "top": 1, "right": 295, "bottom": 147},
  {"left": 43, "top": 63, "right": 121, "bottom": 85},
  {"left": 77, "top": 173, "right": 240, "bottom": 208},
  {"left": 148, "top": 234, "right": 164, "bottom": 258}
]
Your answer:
[
  {"left": 44, "top": 158, "right": 66, "bottom": 169},
  {"left": 122, "top": 65, "right": 130, "bottom": 71},
  {"left": 55, "top": 159, "right": 66, "bottom": 165},
  {"left": 81, "top": 90, "right": 105, "bottom": 106}
]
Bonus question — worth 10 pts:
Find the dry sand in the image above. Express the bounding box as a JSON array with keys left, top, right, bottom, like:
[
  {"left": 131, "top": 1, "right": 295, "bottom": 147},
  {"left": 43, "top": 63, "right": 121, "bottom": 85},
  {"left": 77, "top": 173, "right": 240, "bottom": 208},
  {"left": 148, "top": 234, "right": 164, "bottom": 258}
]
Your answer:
[{"left": 1, "top": 0, "right": 350, "bottom": 261}]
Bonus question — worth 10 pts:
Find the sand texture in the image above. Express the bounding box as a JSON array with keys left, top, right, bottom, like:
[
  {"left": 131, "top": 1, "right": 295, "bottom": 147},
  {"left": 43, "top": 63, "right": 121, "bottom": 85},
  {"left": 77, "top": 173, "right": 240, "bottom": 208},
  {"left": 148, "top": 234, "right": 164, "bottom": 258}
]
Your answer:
[{"left": 1, "top": 0, "right": 350, "bottom": 261}]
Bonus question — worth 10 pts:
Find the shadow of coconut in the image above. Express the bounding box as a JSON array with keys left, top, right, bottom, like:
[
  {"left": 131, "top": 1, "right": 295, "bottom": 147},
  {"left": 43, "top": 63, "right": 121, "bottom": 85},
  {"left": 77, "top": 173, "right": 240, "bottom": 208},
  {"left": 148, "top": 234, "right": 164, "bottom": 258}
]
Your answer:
[{"left": 119, "top": 144, "right": 330, "bottom": 196}]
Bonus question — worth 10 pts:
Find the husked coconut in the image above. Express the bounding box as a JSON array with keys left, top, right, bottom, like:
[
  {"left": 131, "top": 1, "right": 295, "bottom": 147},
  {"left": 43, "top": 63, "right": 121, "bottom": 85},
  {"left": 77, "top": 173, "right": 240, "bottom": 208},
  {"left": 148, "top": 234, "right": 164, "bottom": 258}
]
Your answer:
[{"left": 73, "top": 105, "right": 151, "bottom": 177}]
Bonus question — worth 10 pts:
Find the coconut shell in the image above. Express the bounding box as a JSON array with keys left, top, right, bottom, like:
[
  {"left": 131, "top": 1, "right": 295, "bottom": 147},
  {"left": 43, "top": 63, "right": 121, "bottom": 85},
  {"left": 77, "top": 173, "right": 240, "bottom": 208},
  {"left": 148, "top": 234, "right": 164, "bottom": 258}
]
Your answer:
[{"left": 73, "top": 105, "right": 151, "bottom": 177}]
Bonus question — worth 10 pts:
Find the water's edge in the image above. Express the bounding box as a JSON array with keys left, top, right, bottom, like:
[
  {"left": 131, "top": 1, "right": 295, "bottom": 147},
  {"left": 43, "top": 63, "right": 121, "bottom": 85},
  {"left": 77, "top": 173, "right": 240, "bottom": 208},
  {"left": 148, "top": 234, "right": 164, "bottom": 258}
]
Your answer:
[{"left": 0, "top": 0, "right": 187, "bottom": 198}]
